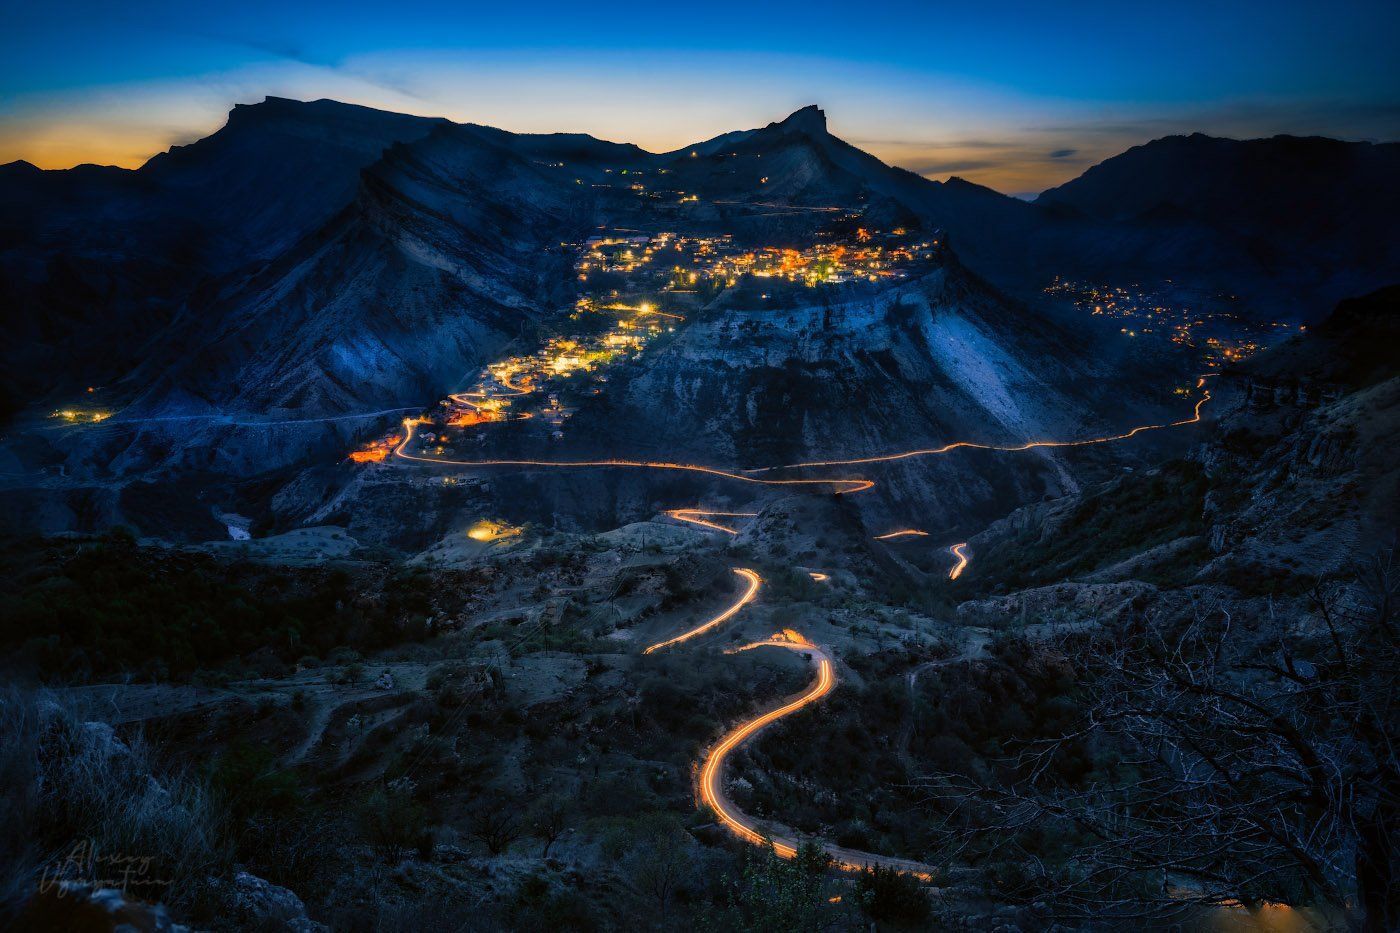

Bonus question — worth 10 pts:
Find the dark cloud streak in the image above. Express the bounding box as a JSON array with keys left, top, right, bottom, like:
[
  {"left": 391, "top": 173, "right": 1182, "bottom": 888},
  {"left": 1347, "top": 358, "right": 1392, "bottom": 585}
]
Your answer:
[{"left": 166, "top": 26, "right": 433, "bottom": 103}]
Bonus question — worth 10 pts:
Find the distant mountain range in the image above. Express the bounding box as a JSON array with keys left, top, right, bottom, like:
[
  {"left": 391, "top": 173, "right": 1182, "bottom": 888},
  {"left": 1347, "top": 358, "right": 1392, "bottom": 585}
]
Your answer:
[
  {"left": 1, "top": 98, "right": 1396, "bottom": 542},
  {"left": 1032, "top": 132, "right": 1400, "bottom": 300},
  {"left": 3, "top": 98, "right": 1396, "bottom": 416}
]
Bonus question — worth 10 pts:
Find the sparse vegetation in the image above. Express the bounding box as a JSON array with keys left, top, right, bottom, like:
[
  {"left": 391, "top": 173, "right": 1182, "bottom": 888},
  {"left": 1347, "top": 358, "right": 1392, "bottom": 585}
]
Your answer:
[
  {"left": 4, "top": 78, "right": 1397, "bottom": 933},
  {"left": 0, "top": 685, "right": 227, "bottom": 919},
  {"left": 968, "top": 459, "right": 1210, "bottom": 592},
  {"left": 0, "top": 533, "right": 484, "bottom": 681}
]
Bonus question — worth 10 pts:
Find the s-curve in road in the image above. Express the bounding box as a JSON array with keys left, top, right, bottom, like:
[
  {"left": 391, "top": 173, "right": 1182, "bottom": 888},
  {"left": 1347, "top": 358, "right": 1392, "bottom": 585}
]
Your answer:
[
  {"left": 702, "top": 631, "right": 936, "bottom": 879},
  {"left": 948, "top": 542, "right": 970, "bottom": 580}
]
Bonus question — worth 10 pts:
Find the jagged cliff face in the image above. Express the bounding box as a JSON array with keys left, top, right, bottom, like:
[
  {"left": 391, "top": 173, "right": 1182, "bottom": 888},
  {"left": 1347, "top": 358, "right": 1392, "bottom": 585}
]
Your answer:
[{"left": 557, "top": 258, "right": 1119, "bottom": 533}]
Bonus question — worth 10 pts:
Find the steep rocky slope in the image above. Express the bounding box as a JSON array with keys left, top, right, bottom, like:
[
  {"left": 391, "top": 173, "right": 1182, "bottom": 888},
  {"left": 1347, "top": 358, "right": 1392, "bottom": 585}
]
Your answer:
[
  {"left": 957, "top": 285, "right": 1400, "bottom": 605},
  {"left": 563, "top": 252, "right": 1144, "bottom": 533},
  {"left": 6, "top": 100, "right": 1398, "bottom": 424},
  {"left": 0, "top": 99, "right": 447, "bottom": 410}
]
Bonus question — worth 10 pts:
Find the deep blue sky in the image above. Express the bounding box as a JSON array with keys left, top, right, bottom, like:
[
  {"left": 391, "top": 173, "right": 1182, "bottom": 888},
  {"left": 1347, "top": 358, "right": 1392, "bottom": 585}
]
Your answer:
[{"left": 4, "top": 0, "right": 1397, "bottom": 193}]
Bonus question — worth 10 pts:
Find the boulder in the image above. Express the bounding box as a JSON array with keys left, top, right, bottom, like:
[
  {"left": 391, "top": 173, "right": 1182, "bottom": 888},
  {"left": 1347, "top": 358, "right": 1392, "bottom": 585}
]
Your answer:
[{"left": 222, "top": 871, "right": 326, "bottom": 932}]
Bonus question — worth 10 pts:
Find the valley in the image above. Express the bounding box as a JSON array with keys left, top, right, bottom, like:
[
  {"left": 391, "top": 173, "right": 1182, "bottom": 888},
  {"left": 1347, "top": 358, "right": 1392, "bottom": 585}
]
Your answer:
[
  {"left": 2, "top": 97, "right": 1395, "bottom": 933},
  {"left": 315, "top": 203, "right": 1229, "bottom": 882}
]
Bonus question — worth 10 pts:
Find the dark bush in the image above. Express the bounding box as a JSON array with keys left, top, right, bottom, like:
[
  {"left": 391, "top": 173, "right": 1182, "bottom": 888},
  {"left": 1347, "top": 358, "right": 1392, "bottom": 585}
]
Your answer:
[{"left": 855, "top": 865, "right": 931, "bottom": 927}]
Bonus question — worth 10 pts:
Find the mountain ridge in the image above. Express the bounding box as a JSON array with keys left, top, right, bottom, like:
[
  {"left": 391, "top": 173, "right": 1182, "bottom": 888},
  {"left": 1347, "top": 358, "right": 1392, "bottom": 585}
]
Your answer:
[{"left": 2, "top": 97, "right": 1395, "bottom": 545}]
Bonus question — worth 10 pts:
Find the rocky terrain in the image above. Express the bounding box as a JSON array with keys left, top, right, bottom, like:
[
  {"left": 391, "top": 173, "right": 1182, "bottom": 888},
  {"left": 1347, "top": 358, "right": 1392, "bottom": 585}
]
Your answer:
[{"left": 2, "top": 99, "right": 1396, "bottom": 931}]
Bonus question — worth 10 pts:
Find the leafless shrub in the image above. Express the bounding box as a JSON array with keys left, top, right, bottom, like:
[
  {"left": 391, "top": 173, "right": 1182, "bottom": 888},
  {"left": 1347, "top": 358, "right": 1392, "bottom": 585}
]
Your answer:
[
  {"left": 917, "top": 551, "right": 1398, "bottom": 929},
  {"left": 623, "top": 817, "right": 695, "bottom": 918},
  {"left": 468, "top": 794, "right": 523, "bottom": 855},
  {"left": 528, "top": 793, "right": 573, "bottom": 858}
]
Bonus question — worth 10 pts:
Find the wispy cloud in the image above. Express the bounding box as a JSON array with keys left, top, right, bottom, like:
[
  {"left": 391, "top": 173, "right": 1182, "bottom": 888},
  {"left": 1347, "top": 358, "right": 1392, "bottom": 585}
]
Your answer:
[{"left": 178, "top": 28, "right": 435, "bottom": 103}]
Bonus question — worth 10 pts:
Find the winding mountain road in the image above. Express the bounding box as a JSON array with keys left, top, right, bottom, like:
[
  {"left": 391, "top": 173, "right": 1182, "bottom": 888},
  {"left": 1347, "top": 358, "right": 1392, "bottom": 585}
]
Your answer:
[
  {"left": 386, "top": 377, "right": 1218, "bottom": 877},
  {"left": 746, "top": 376, "right": 1214, "bottom": 473},
  {"left": 709, "top": 633, "right": 936, "bottom": 877},
  {"left": 948, "top": 542, "right": 970, "bottom": 580},
  {"left": 392, "top": 422, "right": 872, "bottom": 494},
  {"left": 393, "top": 377, "right": 1213, "bottom": 499},
  {"left": 644, "top": 573, "right": 936, "bottom": 876}
]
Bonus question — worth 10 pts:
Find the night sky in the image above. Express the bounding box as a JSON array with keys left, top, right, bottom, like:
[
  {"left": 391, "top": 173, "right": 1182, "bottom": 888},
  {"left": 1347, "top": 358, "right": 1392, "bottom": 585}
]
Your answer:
[{"left": 4, "top": 0, "right": 1397, "bottom": 194}]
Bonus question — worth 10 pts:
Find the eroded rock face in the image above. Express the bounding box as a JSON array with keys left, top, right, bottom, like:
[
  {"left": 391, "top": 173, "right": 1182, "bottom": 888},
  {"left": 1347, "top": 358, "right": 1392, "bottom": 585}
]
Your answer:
[
  {"left": 1196, "top": 377, "right": 1395, "bottom": 581},
  {"left": 559, "top": 260, "right": 1112, "bottom": 534},
  {"left": 6, "top": 95, "right": 1192, "bottom": 550}
]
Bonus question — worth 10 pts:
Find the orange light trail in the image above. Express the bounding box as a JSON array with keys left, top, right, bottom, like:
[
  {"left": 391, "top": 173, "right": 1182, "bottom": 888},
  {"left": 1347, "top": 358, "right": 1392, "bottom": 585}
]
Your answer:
[
  {"left": 637, "top": 307, "right": 684, "bottom": 320},
  {"left": 392, "top": 380, "right": 1212, "bottom": 502},
  {"left": 380, "top": 334, "right": 1214, "bottom": 888},
  {"left": 393, "top": 420, "right": 873, "bottom": 494},
  {"left": 448, "top": 367, "right": 533, "bottom": 411},
  {"left": 702, "top": 634, "right": 934, "bottom": 879},
  {"left": 749, "top": 376, "right": 1215, "bottom": 473},
  {"left": 874, "top": 529, "right": 929, "bottom": 540},
  {"left": 700, "top": 645, "right": 834, "bottom": 858},
  {"left": 948, "top": 542, "right": 969, "bottom": 580},
  {"left": 643, "top": 568, "right": 762, "bottom": 655},
  {"left": 641, "top": 575, "right": 935, "bottom": 876},
  {"left": 664, "top": 509, "right": 758, "bottom": 535},
  {"left": 495, "top": 372, "right": 534, "bottom": 394}
]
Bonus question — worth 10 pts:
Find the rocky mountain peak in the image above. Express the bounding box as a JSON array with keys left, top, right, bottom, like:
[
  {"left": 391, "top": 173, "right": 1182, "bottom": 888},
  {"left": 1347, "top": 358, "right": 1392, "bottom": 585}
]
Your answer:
[{"left": 772, "top": 104, "right": 828, "bottom": 136}]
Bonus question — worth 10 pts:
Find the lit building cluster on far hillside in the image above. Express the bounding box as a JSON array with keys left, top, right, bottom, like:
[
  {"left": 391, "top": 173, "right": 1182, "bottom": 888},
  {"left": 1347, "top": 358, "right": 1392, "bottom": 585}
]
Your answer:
[
  {"left": 352, "top": 221, "right": 943, "bottom": 465},
  {"left": 577, "top": 227, "right": 942, "bottom": 291},
  {"left": 1045, "top": 276, "right": 1300, "bottom": 367}
]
